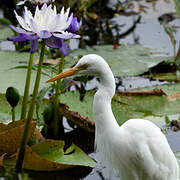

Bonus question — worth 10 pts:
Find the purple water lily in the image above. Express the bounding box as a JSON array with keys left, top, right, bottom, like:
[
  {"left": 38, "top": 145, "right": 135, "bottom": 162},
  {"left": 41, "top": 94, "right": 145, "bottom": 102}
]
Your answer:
[
  {"left": 8, "top": 4, "right": 81, "bottom": 55},
  {"left": 68, "top": 17, "right": 82, "bottom": 33}
]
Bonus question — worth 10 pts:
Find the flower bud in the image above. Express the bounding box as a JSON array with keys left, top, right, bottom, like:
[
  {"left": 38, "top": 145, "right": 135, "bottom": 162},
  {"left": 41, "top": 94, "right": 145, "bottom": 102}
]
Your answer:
[{"left": 5, "top": 87, "right": 20, "bottom": 108}]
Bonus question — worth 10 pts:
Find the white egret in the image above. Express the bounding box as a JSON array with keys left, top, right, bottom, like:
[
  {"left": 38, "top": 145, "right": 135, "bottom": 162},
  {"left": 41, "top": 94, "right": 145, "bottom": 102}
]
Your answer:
[{"left": 47, "top": 54, "right": 179, "bottom": 180}]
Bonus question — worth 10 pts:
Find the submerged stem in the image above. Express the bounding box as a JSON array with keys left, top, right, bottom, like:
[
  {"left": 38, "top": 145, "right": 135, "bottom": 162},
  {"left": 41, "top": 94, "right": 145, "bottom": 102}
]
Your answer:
[
  {"left": 53, "top": 55, "right": 65, "bottom": 138},
  {"left": 15, "top": 43, "right": 45, "bottom": 173},
  {"left": 21, "top": 53, "right": 34, "bottom": 120},
  {"left": 12, "top": 107, "right": 15, "bottom": 122}
]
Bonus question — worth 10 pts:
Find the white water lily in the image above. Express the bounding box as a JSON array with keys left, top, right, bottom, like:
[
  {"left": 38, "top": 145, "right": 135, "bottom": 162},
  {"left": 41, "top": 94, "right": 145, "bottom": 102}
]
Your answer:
[{"left": 14, "top": 4, "right": 74, "bottom": 39}]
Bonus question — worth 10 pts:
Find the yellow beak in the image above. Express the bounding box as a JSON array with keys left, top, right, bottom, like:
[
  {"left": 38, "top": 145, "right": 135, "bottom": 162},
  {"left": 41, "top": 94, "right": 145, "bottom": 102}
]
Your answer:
[{"left": 47, "top": 67, "right": 79, "bottom": 83}]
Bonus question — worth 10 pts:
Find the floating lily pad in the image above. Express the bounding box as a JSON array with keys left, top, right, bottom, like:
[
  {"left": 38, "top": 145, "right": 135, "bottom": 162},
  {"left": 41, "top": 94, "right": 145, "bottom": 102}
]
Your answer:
[
  {"left": 136, "top": 82, "right": 180, "bottom": 95},
  {"left": 0, "top": 93, "right": 48, "bottom": 124},
  {"left": 151, "top": 71, "right": 180, "bottom": 82},
  {"left": 0, "top": 44, "right": 172, "bottom": 95},
  {"left": 3, "top": 140, "right": 96, "bottom": 171},
  {"left": 0, "top": 120, "right": 36, "bottom": 155},
  {"left": 61, "top": 91, "right": 94, "bottom": 121},
  {"left": 0, "top": 27, "right": 14, "bottom": 42},
  {"left": 60, "top": 89, "right": 180, "bottom": 128},
  {"left": 67, "top": 45, "right": 172, "bottom": 77},
  {"left": 0, "top": 51, "right": 48, "bottom": 95}
]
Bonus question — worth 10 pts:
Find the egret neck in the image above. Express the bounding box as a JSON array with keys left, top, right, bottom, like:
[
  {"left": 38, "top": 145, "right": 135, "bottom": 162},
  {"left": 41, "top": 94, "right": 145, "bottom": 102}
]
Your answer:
[{"left": 93, "top": 64, "right": 119, "bottom": 133}]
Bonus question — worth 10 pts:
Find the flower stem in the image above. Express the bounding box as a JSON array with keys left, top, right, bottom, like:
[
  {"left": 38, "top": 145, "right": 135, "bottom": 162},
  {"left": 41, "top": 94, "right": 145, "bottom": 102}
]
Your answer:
[
  {"left": 21, "top": 53, "right": 34, "bottom": 120},
  {"left": 15, "top": 43, "right": 45, "bottom": 173},
  {"left": 12, "top": 107, "right": 15, "bottom": 122},
  {"left": 53, "top": 55, "right": 65, "bottom": 139}
]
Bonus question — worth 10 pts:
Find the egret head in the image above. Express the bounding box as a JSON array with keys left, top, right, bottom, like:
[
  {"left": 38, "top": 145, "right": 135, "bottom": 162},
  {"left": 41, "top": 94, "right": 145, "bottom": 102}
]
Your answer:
[{"left": 47, "top": 54, "right": 110, "bottom": 82}]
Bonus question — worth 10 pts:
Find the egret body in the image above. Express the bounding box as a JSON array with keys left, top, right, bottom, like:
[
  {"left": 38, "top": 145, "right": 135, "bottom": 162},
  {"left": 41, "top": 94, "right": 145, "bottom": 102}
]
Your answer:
[{"left": 47, "top": 54, "right": 179, "bottom": 180}]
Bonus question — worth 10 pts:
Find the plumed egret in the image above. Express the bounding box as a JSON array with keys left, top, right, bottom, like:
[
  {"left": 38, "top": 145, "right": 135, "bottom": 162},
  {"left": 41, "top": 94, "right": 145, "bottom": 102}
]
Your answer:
[{"left": 47, "top": 54, "right": 179, "bottom": 180}]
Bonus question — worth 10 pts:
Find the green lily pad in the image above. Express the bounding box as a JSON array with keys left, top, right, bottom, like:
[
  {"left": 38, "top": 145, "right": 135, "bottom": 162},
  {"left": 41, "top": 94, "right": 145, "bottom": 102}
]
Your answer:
[
  {"left": 0, "top": 44, "right": 172, "bottom": 95},
  {"left": 0, "top": 94, "right": 22, "bottom": 123},
  {"left": 31, "top": 140, "right": 96, "bottom": 167},
  {"left": 0, "top": 93, "right": 48, "bottom": 124},
  {"left": 136, "top": 83, "right": 180, "bottom": 95},
  {"left": 0, "top": 51, "right": 49, "bottom": 95},
  {"left": 3, "top": 140, "right": 96, "bottom": 171},
  {"left": 0, "top": 27, "right": 14, "bottom": 42},
  {"left": 151, "top": 71, "right": 180, "bottom": 82},
  {"left": 61, "top": 91, "right": 94, "bottom": 121},
  {"left": 60, "top": 89, "right": 180, "bottom": 127},
  {"left": 67, "top": 45, "right": 172, "bottom": 77}
]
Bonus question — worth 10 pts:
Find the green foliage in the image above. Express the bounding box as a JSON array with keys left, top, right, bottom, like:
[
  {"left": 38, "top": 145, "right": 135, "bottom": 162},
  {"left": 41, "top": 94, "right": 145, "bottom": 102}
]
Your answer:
[
  {"left": 3, "top": 140, "right": 96, "bottom": 171},
  {"left": 171, "top": 0, "right": 180, "bottom": 18},
  {"left": 0, "top": 18, "right": 11, "bottom": 25},
  {"left": 43, "top": 103, "right": 55, "bottom": 125},
  {"left": 0, "top": 27, "right": 14, "bottom": 42},
  {"left": 31, "top": 140, "right": 96, "bottom": 168},
  {"left": 68, "top": 45, "right": 172, "bottom": 76},
  {"left": 163, "top": 23, "right": 177, "bottom": 55},
  {"left": 59, "top": 87, "right": 180, "bottom": 127},
  {"left": 150, "top": 71, "right": 180, "bottom": 82},
  {"left": 36, "top": 86, "right": 51, "bottom": 121},
  {"left": 0, "top": 51, "right": 48, "bottom": 95},
  {"left": 0, "top": 45, "right": 172, "bottom": 96}
]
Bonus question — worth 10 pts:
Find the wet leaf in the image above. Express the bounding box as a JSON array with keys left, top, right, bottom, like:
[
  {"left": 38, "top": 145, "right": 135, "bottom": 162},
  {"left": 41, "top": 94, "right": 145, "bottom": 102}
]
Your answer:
[
  {"left": 61, "top": 91, "right": 94, "bottom": 121},
  {"left": 0, "top": 123, "right": 7, "bottom": 132},
  {"left": 59, "top": 102, "right": 95, "bottom": 132},
  {"left": 0, "top": 120, "right": 36, "bottom": 155},
  {"left": 0, "top": 93, "right": 49, "bottom": 124},
  {"left": 136, "top": 82, "right": 180, "bottom": 95},
  {"left": 67, "top": 45, "right": 172, "bottom": 77},
  {"left": 34, "top": 58, "right": 60, "bottom": 65},
  {"left": 3, "top": 140, "right": 96, "bottom": 171},
  {"left": 0, "top": 119, "right": 26, "bottom": 132},
  {"left": 0, "top": 27, "right": 14, "bottom": 41},
  {"left": 0, "top": 45, "right": 172, "bottom": 95},
  {"left": 151, "top": 72, "right": 180, "bottom": 82},
  {"left": 60, "top": 88, "right": 180, "bottom": 128},
  {"left": 0, "top": 51, "right": 48, "bottom": 95}
]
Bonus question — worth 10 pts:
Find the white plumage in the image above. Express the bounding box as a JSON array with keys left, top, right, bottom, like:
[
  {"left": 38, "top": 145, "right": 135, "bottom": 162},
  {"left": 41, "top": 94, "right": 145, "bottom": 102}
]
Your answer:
[{"left": 48, "top": 54, "right": 179, "bottom": 180}]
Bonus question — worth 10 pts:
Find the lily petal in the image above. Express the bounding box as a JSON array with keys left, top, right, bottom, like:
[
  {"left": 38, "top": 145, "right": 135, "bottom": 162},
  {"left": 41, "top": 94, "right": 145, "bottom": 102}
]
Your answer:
[
  {"left": 53, "top": 32, "right": 73, "bottom": 39},
  {"left": 39, "top": 30, "right": 52, "bottom": 39},
  {"left": 14, "top": 10, "right": 31, "bottom": 31},
  {"left": 68, "top": 17, "right": 82, "bottom": 33},
  {"left": 53, "top": 32, "right": 80, "bottom": 39},
  {"left": 7, "top": 34, "right": 28, "bottom": 42},
  {"left": 44, "top": 36, "right": 69, "bottom": 56},
  {"left": 22, "top": 33, "right": 39, "bottom": 40},
  {"left": 9, "top": 25, "right": 27, "bottom": 34}
]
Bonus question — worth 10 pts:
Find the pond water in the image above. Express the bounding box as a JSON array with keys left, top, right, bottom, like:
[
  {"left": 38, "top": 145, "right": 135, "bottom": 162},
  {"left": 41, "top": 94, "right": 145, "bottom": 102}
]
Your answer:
[{"left": 0, "top": 1, "right": 180, "bottom": 180}]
